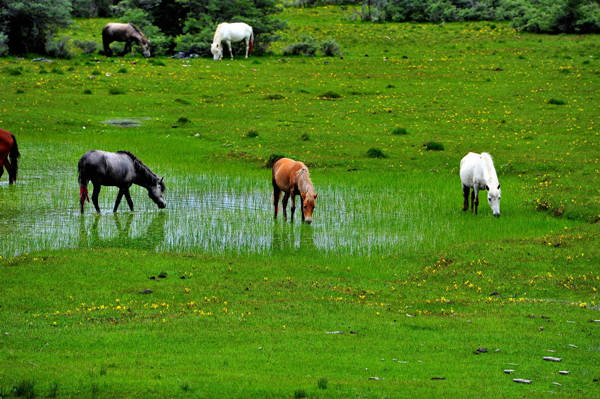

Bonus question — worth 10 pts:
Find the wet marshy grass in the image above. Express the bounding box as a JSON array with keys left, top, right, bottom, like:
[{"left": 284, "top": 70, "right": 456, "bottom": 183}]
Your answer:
[{"left": 0, "top": 167, "right": 574, "bottom": 259}]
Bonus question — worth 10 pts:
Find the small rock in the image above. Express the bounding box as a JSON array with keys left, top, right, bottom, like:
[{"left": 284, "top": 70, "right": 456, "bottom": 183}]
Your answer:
[
  {"left": 526, "top": 315, "right": 536, "bottom": 319},
  {"left": 566, "top": 320, "right": 576, "bottom": 323},
  {"left": 552, "top": 382, "right": 562, "bottom": 386},
  {"left": 431, "top": 377, "right": 445, "bottom": 380},
  {"left": 489, "top": 291, "right": 500, "bottom": 296},
  {"left": 149, "top": 276, "right": 156, "bottom": 280},
  {"left": 158, "top": 272, "right": 167, "bottom": 279},
  {"left": 474, "top": 347, "right": 488, "bottom": 354},
  {"left": 539, "top": 326, "right": 544, "bottom": 331},
  {"left": 179, "top": 275, "right": 187, "bottom": 279},
  {"left": 543, "top": 357, "right": 562, "bottom": 362},
  {"left": 589, "top": 320, "right": 600, "bottom": 323},
  {"left": 559, "top": 371, "right": 570, "bottom": 375},
  {"left": 568, "top": 344, "right": 578, "bottom": 348},
  {"left": 350, "top": 331, "right": 358, "bottom": 334},
  {"left": 504, "top": 369, "right": 515, "bottom": 374},
  {"left": 368, "top": 377, "right": 383, "bottom": 381},
  {"left": 325, "top": 331, "right": 344, "bottom": 334},
  {"left": 513, "top": 379, "right": 532, "bottom": 384},
  {"left": 139, "top": 289, "right": 152, "bottom": 294},
  {"left": 541, "top": 315, "right": 551, "bottom": 319}
]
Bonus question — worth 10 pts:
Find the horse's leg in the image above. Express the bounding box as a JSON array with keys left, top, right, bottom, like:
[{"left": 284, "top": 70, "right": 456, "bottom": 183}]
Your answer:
[
  {"left": 245, "top": 38, "right": 249, "bottom": 58},
  {"left": 473, "top": 187, "right": 479, "bottom": 215},
  {"left": 0, "top": 162, "right": 4, "bottom": 179},
  {"left": 227, "top": 40, "right": 233, "bottom": 60},
  {"left": 299, "top": 194, "right": 305, "bottom": 222},
  {"left": 91, "top": 183, "right": 102, "bottom": 213},
  {"left": 273, "top": 182, "right": 281, "bottom": 219},
  {"left": 282, "top": 192, "right": 290, "bottom": 221},
  {"left": 290, "top": 189, "right": 296, "bottom": 222},
  {"left": 124, "top": 188, "right": 134, "bottom": 211},
  {"left": 114, "top": 188, "right": 125, "bottom": 212},
  {"left": 121, "top": 41, "right": 131, "bottom": 56},
  {"left": 462, "top": 185, "right": 470, "bottom": 211},
  {"left": 2, "top": 159, "right": 11, "bottom": 183},
  {"left": 103, "top": 38, "right": 113, "bottom": 56}
]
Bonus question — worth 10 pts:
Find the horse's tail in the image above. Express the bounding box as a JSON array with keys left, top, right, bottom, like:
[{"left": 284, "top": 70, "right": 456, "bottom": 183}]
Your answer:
[
  {"left": 77, "top": 156, "right": 90, "bottom": 211},
  {"left": 8, "top": 134, "right": 20, "bottom": 183},
  {"left": 249, "top": 31, "right": 254, "bottom": 54}
]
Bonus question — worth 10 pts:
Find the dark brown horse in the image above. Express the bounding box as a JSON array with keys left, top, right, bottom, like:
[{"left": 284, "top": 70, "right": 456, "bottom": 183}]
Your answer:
[
  {"left": 0, "top": 129, "right": 20, "bottom": 184},
  {"left": 272, "top": 158, "right": 318, "bottom": 224},
  {"left": 102, "top": 23, "right": 151, "bottom": 58}
]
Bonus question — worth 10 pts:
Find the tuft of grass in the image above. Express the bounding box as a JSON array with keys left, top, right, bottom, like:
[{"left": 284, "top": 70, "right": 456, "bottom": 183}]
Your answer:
[
  {"left": 117, "top": 67, "right": 128, "bottom": 73},
  {"left": 149, "top": 59, "right": 166, "bottom": 66},
  {"left": 16, "top": 89, "right": 25, "bottom": 94},
  {"left": 548, "top": 98, "right": 566, "bottom": 105},
  {"left": 180, "top": 382, "right": 190, "bottom": 392},
  {"left": 265, "top": 154, "right": 285, "bottom": 168},
  {"left": 366, "top": 147, "right": 387, "bottom": 158},
  {"left": 83, "top": 89, "right": 92, "bottom": 95},
  {"left": 13, "top": 379, "right": 35, "bottom": 399},
  {"left": 424, "top": 141, "right": 444, "bottom": 151},
  {"left": 294, "top": 389, "right": 307, "bottom": 398},
  {"left": 5, "top": 67, "right": 22, "bottom": 76},
  {"left": 392, "top": 127, "right": 408, "bottom": 135},
  {"left": 177, "top": 117, "right": 190, "bottom": 125},
  {"left": 91, "top": 70, "right": 101, "bottom": 75},
  {"left": 317, "top": 377, "right": 328, "bottom": 390},
  {"left": 265, "top": 94, "right": 285, "bottom": 100},
  {"left": 47, "top": 382, "right": 59, "bottom": 398},
  {"left": 109, "top": 88, "right": 125, "bottom": 95},
  {"left": 245, "top": 129, "right": 259, "bottom": 138},
  {"left": 300, "top": 132, "right": 310, "bottom": 141},
  {"left": 318, "top": 91, "right": 341, "bottom": 99},
  {"left": 175, "top": 98, "right": 190, "bottom": 105}
]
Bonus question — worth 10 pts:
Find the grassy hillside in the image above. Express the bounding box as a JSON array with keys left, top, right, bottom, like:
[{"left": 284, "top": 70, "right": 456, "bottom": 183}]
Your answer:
[{"left": 0, "top": 6, "right": 598, "bottom": 398}]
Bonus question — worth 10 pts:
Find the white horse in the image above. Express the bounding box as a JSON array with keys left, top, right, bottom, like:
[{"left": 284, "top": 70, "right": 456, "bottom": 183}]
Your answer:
[
  {"left": 460, "top": 152, "right": 501, "bottom": 217},
  {"left": 210, "top": 22, "right": 254, "bottom": 61}
]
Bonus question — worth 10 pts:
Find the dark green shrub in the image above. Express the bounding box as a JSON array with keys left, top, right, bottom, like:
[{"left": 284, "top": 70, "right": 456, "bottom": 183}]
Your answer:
[
  {"left": 548, "top": 98, "right": 566, "bottom": 105},
  {"left": 283, "top": 35, "right": 318, "bottom": 56},
  {"left": 265, "top": 154, "right": 285, "bottom": 168},
  {"left": 320, "top": 38, "right": 340, "bottom": 56},
  {"left": 319, "top": 91, "right": 341, "bottom": 99},
  {"left": 177, "top": 117, "right": 190, "bottom": 124},
  {"left": 265, "top": 94, "right": 285, "bottom": 100},
  {"left": 109, "top": 88, "right": 125, "bottom": 95},
  {"left": 246, "top": 129, "right": 259, "bottom": 138},
  {"left": 424, "top": 141, "right": 444, "bottom": 151},
  {"left": 300, "top": 133, "right": 310, "bottom": 141},
  {"left": 83, "top": 89, "right": 92, "bottom": 94},
  {"left": 317, "top": 377, "right": 328, "bottom": 390},
  {"left": 45, "top": 36, "right": 73, "bottom": 59},
  {"left": 367, "top": 147, "right": 387, "bottom": 158},
  {"left": 13, "top": 379, "right": 35, "bottom": 399},
  {"left": 117, "top": 67, "right": 128, "bottom": 73},
  {"left": 175, "top": 98, "right": 190, "bottom": 104},
  {"left": 294, "top": 389, "right": 307, "bottom": 399},
  {"left": 392, "top": 127, "right": 408, "bottom": 135},
  {"left": 73, "top": 39, "right": 99, "bottom": 54}
]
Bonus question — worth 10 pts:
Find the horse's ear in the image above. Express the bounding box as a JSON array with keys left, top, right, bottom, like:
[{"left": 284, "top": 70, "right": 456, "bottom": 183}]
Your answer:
[
  {"left": 160, "top": 176, "right": 164, "bottom": 183},
  {"left": 314, "top": 192, "right": 318, "bottom": 199}
]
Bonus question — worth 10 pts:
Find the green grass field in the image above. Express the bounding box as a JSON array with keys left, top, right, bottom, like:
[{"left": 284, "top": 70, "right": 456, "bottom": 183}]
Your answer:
[{"left": 1, "top": 6, "right": 599, "bottom": 398}]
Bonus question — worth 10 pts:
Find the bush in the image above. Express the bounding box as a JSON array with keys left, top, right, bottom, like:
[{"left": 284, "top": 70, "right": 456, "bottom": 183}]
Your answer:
[
  {"left": 283, "top": 35, "right": 317, "bottom": 56},
  {"left": 320, "top": 38, "right": 340, "bottom": 56},
  {"left": 548, "top": 98, "right": 566, "bottom": 105},
  {"left": 73, "top": 39, "right": 99, "bottom": 54},
  {"left": 0, "top": 0, "right": 71, "bottom": 55},
  {"left": 109, "top": 88, "right": 125, "bottom": 95},
  {"left": 392, "top": 127, "right": 408, "bottom": 135},
  {"left": 45, "top": 36, "right": 73, "bottom": 59},
  {"left": 0, "top": 32, "right": 8, "bottom": 56},
  {"left": 246, "top": 129, "right": 259, "bottom": 138},
  {"left": 367, "top": 147, "right": 387, "bottom": 158},
  {"left": 319, "top": 91, "right": 341, "bottom": 99},
  {"left": 424, "top": 141, "right": 444, "bottom": 151}
]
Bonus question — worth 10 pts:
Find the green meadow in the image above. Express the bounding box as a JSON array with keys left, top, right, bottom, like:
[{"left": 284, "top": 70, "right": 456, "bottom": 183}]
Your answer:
[{"left": 1, "top": 6, "right": 599, "bottom": 398}]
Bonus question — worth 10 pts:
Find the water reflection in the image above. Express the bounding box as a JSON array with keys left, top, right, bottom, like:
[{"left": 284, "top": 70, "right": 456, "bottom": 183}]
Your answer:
[
  {"left": 78, "top": 212, "right": 166, "bottom": 250},
  {"left": 271, "top": 221, "right": 316, "bottom": 253}
]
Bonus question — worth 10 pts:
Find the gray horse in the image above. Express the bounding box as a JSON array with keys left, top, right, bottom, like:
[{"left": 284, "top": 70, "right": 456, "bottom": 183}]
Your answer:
[
  {"left": 102, "top": 23, "right": 151, "bottom": 58},
  {"left": 78, "top": 150, "right": 165, "bottom": 213}
]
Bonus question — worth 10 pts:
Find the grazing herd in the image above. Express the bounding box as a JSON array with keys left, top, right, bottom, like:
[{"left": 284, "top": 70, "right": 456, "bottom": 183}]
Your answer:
[{"left": 0, "top": 21, "right": 503, "bottom": 221}]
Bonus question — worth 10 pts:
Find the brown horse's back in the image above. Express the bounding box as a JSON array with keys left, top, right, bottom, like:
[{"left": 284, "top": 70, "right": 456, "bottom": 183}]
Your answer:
[{"left": 272, "top": 158, "right": 305, "bottom": 192}]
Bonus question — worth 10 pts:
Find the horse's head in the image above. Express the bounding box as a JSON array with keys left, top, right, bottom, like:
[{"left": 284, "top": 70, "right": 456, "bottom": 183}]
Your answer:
[
  {"left": 301, "top": 192, "right": 318, "bottom": 224},
  {"left": 140, "top": 38, "right": 151, "bottom": 58},
  {"left": 211, "top": 42, "right": 223, "bottom": 61},
  {"left": 148, "top": 177, "right": 166, "bottom": 209},
  {"left": 487, "top": 184, "right": 501, "bottom": 217}
]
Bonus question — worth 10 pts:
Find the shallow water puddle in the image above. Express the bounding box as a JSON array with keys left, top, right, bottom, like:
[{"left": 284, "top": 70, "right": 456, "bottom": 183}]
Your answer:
[{"left": 0, "top": 172, "right": 436, "bottom": 257}]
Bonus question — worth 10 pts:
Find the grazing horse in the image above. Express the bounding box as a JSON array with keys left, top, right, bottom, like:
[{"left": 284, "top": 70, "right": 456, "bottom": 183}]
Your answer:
[
  {"left": 0, "top": 129, "right": 20, "bottom": 184},
  {"left": 272, "top": 158, "right": 318, "bottom": 224},
  {"left": 460, "top": 152, "right": 501, "bottom": 217},
  {"left": 102, "top": 23, "right": 151, "bottom": 58},
  {"left": 211, "top": 22, "right": 254, "bottom": 61},
  {"left": 78, "top": 150, "right": 165, "bottom": 213}
]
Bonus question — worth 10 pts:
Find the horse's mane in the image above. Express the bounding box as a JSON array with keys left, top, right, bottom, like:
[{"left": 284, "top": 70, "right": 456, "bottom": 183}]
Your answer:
[
  {"left": 296, "top": 168, "right": 315, "bottom": 195},
  {"left": 117, "top": 151, "right": 161, "bottom": 186},
  {"left": 128, "top": 23, "right": 147, "bottom": 39},
  {"left": 480, "top": 152, "right": 498, "bottom": 183}
]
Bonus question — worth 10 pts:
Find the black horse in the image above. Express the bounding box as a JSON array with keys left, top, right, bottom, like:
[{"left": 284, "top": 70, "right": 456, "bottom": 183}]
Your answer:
[
  {"left": 102, "top": 23, "right": 151, "bottom": 58},
  {"left": 78, "top": 150, "right": 165, "bottom": 213}
]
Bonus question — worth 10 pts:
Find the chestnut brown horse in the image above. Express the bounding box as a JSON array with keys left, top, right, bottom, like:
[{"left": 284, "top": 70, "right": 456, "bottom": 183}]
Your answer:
[
  {"left": 272, "top": 158, "right": 318, "bottom": 224},
  {"left": 0, "top": 129, "right": 20, "bottom": 184}
]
